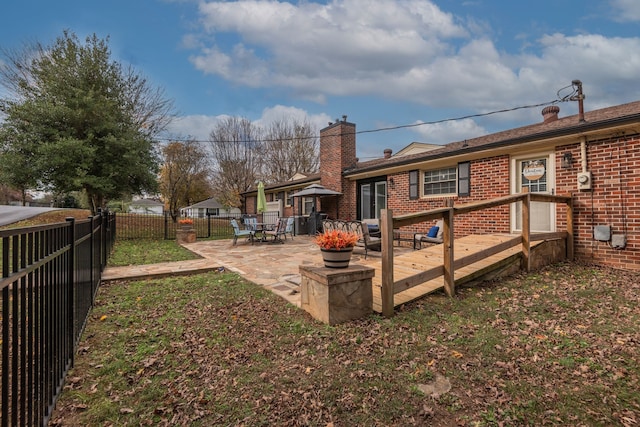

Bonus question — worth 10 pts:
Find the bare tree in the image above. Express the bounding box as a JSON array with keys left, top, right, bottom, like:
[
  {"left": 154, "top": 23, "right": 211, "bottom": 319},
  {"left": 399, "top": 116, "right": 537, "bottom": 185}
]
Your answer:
[
  {"left": 208, "top": 117, "right": 262, "bottom": 210},
  {"left": 159, "top": 140, "right": 212, "bottom": 220},
  {"left": 261, "top": 118, "right": 319, "bottom": 182}
]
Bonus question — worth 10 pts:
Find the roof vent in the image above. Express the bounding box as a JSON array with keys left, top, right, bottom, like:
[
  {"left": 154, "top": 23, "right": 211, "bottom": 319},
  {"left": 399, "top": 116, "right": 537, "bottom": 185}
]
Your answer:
[
  {"left": 383, "top": 148, "right": 392, "bottom": 159},
  {"left": 541, "top": 105, "right": 560, "bottom": 123}
]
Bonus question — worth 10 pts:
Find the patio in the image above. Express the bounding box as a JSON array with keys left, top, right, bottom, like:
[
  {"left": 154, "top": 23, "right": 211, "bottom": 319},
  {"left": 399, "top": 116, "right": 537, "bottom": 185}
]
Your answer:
[{"left": 182, "top": 235, "right": 408, "bottom": 306}]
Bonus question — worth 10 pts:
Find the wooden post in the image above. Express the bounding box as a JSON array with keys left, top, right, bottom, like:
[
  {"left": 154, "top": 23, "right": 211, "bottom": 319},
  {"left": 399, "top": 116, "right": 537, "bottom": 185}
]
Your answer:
[
  {"left": 521, "top": 188, "right": 531, "bottom": 272},
  {"left": 566, "top": 194, "right": 574, "bottom": 260},
  {"left": 442, "top": 200, "right": 455, "bottom": 297},
  {"left": 380, "top": 209, "right": 395, "bottom": 318}
]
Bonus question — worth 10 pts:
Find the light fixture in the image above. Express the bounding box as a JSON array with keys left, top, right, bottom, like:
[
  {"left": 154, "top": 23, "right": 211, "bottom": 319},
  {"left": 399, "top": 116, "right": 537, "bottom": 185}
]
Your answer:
[
  {"left": 561, "top": 152, "right": 574, "bottom": 169},
  {"left": 389, "top": 178, "right": 395, "bottom": 188}
]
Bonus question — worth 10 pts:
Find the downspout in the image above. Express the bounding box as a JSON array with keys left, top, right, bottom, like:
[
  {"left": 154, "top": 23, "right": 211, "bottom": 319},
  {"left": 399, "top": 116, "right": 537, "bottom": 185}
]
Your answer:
[{"left": 580, "top": 136, "right": 588, "bottom": 173}]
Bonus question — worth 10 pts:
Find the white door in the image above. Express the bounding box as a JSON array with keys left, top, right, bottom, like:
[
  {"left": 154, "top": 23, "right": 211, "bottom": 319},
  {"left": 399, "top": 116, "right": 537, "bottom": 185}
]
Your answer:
[{"left": 512, "top": 154, "right": 555, "bottom": 232}]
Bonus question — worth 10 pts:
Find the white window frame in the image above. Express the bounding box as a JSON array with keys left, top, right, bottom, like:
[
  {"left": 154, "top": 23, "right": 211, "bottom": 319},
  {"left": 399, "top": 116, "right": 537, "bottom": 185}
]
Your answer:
[{"left": 423, "top": 166, "right": 457, "bottom": 196}]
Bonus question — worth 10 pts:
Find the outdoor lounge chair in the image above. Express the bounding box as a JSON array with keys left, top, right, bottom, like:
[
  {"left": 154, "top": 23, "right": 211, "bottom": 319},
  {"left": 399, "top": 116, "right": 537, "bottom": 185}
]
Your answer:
[
  {"left": 230, "top": 218, "right": 254, "bottom": 245},
  {"left": 414, "top": 220, "right": 444, "bottom": 249}
]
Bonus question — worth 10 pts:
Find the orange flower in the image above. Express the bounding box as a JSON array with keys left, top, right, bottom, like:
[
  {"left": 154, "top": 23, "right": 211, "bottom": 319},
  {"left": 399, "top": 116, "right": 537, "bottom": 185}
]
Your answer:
[
  {"left": 315, "top": 230, "right": 359, "bottom": 250},
  {"left": 178, "top": 218, "right": 193, "bottom": 225}
]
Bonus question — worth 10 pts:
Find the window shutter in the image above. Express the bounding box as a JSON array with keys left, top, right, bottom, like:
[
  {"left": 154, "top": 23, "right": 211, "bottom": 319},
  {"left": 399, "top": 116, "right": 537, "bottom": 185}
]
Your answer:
[
  {"left": 458, "top": 162, "right": 470, "bottom": 197},
  {"left": 409, "top": 170, "right": 419, "bottom": 200}
]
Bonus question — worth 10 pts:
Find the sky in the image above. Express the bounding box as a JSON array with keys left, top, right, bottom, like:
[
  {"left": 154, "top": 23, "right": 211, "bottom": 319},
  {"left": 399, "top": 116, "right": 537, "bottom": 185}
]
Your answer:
[{"left": 1, "top": 0, "right": 640, "bottom": 160}]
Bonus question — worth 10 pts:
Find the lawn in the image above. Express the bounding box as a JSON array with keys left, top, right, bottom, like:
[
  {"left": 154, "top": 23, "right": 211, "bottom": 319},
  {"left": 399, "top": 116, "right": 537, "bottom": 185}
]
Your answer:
[{"left": 49, "top": 240, "right": 640, "bottom": 426}]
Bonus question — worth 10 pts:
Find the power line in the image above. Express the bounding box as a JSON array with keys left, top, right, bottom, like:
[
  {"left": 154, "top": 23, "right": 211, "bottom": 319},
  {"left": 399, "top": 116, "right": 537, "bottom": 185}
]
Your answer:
[{"left": 157, "top": 98, "right": 562, "bottom": 144}]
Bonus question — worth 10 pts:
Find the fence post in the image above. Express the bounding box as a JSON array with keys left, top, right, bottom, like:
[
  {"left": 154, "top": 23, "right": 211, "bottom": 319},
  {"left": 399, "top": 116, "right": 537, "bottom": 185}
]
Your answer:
[
  {"left": 380, "top": 209, "right": 394, "bottom": 318},
  {"left": 565, "top": 194, "right": 574, "bottom": 261},
  {"left": 521, "top": 188, "right": 531, "bottom": 272},
  {"left": 443, "top": 200, "right": 455, "bottom": 297},
  {"left": 65, "top": 217, "right": 76, "bottom": 366}
]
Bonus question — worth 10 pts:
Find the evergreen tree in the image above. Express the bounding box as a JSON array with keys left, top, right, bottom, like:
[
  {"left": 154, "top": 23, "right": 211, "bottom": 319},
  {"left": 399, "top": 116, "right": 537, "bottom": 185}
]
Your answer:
[{"left": 0, "top": 31, "right": 174, "bottom": 213}]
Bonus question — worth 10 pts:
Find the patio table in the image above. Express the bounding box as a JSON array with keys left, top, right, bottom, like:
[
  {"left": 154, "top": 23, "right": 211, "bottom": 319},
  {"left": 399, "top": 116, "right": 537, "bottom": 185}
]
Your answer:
[{"left": 254, "top": 223, "right": 275, "bottom": 242}]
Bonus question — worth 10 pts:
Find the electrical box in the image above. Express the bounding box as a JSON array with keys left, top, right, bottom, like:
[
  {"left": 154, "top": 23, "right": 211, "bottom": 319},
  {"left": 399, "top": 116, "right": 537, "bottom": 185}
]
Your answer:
[
  {"left": 577, "top": 171, "right": 592, "bottom": 190},
  {"left": 612, "top": 234, "right": 627, "bottom": 249},
  {"left": 594, "top": 225, "right": 611, "bottom": 242}
]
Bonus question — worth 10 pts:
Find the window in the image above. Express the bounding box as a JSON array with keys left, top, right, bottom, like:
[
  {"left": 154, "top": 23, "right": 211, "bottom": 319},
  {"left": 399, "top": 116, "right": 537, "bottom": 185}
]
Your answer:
[
  {"left": 423, "top": 167, "right": 457, "bottom": 195},
  {"left": 409, "top": 170, "right": 419, "bottom": 200},
  {"left": 286, "top": 191, "right": 293, "bottom": 207}
]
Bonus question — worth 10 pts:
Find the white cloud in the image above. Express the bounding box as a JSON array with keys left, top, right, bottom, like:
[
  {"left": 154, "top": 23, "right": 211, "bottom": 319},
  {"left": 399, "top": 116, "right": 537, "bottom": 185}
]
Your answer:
[
  {"left": 611, "top": 0, "right": 640, "bottom": 22},
  {"left": 412, "top": 118, "right": 487, "bottom": 145},
  {"left": 166, "top": 106, "right": 332, "bottom": 143},
  {"left": 254, "top": 105, "right": 332, "bottom": 133},
  {"left": 167, "top": 114, "right": 225, "bottom": 142},
  {"left": 188, "top": 0, "right": 640, "bottom": 125}
]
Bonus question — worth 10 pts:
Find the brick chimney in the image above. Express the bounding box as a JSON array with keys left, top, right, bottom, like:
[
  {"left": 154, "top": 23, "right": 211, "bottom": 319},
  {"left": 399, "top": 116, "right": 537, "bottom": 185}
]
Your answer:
[
  {"left": 541, "top": 105, "right": 560, "bottom": 123},
  {"left": 319, "top": 116, "right": 356, "bottom": 218}
]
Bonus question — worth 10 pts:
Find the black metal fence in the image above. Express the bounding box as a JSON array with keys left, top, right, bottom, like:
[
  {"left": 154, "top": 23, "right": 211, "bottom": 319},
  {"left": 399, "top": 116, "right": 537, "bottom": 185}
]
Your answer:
[
  {"left": 115, "top": 211, "right": 280, "bottom": 240},
  {"left": 0, "top": 211, "right": 115, "bottom": 426}
]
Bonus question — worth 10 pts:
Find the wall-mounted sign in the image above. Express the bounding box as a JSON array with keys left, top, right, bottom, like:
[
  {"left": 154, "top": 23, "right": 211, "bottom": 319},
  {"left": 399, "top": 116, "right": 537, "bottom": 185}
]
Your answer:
[{"left": 522, "top": 160, "right": 545, "bottom": 181}]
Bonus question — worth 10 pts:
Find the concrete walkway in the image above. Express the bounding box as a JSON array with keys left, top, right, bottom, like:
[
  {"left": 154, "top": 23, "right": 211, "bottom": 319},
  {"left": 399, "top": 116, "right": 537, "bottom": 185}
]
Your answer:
[{"left": 102, "top": 235, "right": 398, "bottom": 307}]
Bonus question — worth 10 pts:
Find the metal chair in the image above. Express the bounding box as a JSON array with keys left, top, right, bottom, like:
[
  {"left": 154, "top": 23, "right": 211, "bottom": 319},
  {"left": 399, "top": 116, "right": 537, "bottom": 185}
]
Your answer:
[
  {"left": 263, "top": 217, "right": 288, "bottom": 243},
  {"left": 230, "top": 219, "right": 254, "bottom": 245},
  {"left": 283, "top": 217, "right": 295, "bottom": 240}
]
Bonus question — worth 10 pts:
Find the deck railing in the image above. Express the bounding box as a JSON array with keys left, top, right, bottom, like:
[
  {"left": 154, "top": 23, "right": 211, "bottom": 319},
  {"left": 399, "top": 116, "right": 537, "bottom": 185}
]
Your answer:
[
  {"left": 0, "top": 211, "right": 115, "bottom": 426},
  {"left": 379, "top": 191, "right": 573, "bottom": 317}
]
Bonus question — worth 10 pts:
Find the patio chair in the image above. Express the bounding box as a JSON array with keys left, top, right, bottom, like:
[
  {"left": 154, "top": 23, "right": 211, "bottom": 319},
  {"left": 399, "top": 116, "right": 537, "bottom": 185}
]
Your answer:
[
  {"left": 346, "top": 220, "right": 381, "bottom": 259},
  {"left": 243, "top": 216, "right": 258, "bottom": 232},
  {"left": 263, "top": 217, "right": 288, "bottom": 243},
  {"left": 414, "top": 220, "right": 444, "bottom": 249},
  {"left": 283, "top": 216, "right": 295, "bottom": 240},
  {"left": 230, "top": 218, "right": 254, "bottom": 245}
]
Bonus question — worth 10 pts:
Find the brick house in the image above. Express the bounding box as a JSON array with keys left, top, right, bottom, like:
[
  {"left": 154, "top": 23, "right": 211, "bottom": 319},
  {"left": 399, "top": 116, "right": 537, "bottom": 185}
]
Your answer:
[{"left": 244, "top": 99, "right": 640, "bottom": 271}]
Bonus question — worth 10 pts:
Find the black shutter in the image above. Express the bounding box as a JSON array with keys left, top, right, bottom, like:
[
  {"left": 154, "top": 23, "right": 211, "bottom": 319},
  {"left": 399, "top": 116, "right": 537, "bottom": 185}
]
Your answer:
[
  {"left": 458, "top": 162, "right": 470, "bottom": 197},
  {"left": 409, "top": 170, "right": 419, "bottom": 200}
]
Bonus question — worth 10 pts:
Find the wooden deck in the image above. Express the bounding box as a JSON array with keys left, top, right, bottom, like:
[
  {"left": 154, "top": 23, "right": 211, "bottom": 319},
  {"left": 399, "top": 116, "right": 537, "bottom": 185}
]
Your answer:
[{"left": 369, "top": 234, "right": 535, "bottom": 313}]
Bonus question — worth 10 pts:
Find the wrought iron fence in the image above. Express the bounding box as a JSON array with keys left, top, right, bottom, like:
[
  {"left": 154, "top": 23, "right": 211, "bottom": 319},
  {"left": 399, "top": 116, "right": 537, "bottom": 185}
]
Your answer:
[
  {"left": 114, "top": 212, "right": 281, "bottom": 240},
  {"left": 0, "top": 211, "right": 115, "bottom": 426}
]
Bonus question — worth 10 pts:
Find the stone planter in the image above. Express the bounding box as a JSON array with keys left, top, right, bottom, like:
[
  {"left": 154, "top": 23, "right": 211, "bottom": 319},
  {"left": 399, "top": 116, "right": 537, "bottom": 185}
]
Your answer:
[
  {"left": 300, "top": 264, "right": 374, "bottom": 325},
  {"left": 320, "top": 247, "right": 353, "bottom": 268},
  {"left": 176, "top": 229, "right": 196, "bottom": 244}
]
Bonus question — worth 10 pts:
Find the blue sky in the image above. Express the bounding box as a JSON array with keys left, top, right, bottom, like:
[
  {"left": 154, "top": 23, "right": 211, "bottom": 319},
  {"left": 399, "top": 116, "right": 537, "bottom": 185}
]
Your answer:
[{"left": 2, "top": 0, "right": 640, "bottom": 160}]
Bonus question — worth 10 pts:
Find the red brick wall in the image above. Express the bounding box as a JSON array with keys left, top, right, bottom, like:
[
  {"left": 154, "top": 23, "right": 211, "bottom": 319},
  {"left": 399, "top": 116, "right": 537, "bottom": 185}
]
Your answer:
[
  {"left": 384, "top": 136, "right": 640, "bottom": 271},
  {"left": 555, "top": 135, "right": 640, "bottom": 270},
  {"left": 387, "top": 155, "right": 511, "bottom": 236},
  {"left": 319, "top": 120, "right": 357, "bottom": 219}
]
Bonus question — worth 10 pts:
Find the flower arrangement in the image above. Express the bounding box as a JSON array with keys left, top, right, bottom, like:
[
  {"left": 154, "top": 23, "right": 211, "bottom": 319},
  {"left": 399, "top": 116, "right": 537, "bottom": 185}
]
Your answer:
[
  {"left": 315, "top": 229, "right": 359, "bottom": 250},
  {"left": 178, "top": 218, "right": 194, "bottom": 225}
]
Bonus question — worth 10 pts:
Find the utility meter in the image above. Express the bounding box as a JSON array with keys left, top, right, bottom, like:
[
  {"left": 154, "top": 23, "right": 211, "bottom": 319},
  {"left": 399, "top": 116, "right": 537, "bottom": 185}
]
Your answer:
[{"left": 577, "top": 171, "right": 592, "bottom": 190}]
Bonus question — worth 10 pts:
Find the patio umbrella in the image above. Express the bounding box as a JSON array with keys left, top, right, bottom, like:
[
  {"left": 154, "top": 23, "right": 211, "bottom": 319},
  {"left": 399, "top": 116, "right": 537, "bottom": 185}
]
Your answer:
[
  {"left": 257, "top": 181, "right": 267, "bottom": 213},
  {"left": 290, "top": 183, "right": 342, "bottom": 198},
  {"left": 290, "top": 183, "right": 342, "bottom": 218}
]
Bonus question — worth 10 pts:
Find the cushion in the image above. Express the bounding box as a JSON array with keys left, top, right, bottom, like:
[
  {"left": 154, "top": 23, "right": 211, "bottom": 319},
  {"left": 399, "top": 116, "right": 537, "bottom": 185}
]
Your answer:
[{"left": 427, "top": 225, "right": 439, "bottom": 238}]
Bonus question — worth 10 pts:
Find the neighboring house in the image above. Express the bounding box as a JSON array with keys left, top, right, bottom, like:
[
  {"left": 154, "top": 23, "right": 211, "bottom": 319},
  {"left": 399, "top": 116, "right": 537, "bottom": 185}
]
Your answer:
[
  {"left": 244, "top": 99, "right": 640, "bottom": 271},
  {"left": 181, "top": 198, "right": 241, "bottom": 218},
  {"left": 129, "top": 198, "right": 164, "bottom": 215}
]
